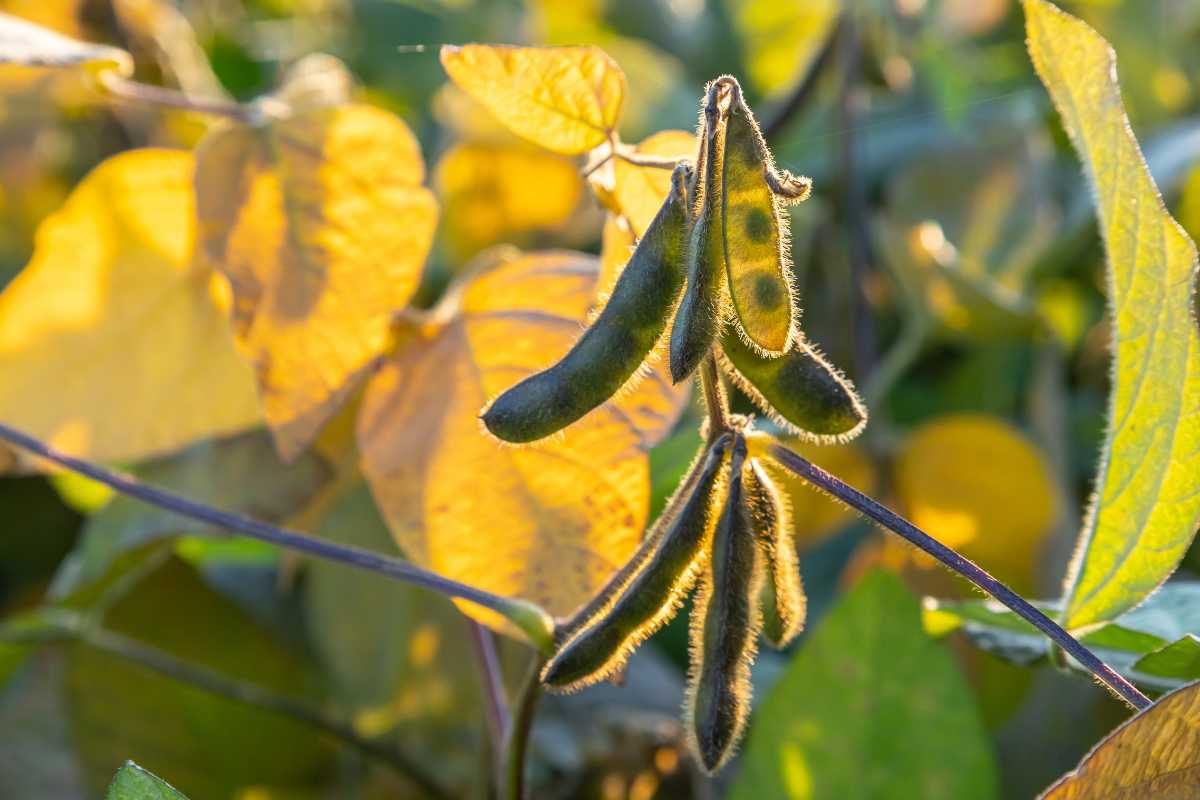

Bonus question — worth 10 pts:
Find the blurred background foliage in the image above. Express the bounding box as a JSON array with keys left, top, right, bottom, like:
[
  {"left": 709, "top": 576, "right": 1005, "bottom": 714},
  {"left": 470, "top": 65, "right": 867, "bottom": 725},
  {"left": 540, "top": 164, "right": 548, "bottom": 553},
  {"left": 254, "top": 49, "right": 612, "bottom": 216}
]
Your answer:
[{"left": 2, "top": 0, "right": 1200, "bottom": 797}]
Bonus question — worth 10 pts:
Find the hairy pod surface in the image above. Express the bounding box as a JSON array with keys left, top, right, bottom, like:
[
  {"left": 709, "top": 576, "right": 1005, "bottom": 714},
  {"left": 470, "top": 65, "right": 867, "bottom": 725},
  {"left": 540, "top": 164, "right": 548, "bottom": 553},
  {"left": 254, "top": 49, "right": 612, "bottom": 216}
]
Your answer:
[
  {"left": 482, "top": 164, "right": 691, "bottom": 443},
  {"left": 744, "top": 458, "right": 805, "bottom": 648},
  {"left": 541, "top": 436, "right": 731, "bottom": 692},
  {"left": 719, "top": 329, "right": 867, "bottom": 442},
  {"left": 554, "top": 434, "right": 726, "bottom": 644},
  {"left": 722, "top": 80, "right": 797, "bottom": 355},
  {"left": 669, "top": 79, "right": 732, "bottom": 383},
  {"left": 687, "top": 435, "right": 762, "bottom": 774}
]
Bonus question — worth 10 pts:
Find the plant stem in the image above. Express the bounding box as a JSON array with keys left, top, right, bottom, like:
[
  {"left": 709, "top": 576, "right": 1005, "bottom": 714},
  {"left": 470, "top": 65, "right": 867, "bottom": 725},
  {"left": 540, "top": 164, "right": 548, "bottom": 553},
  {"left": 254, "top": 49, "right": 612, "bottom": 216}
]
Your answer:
[
  {"left": 502, "top": 655, "right": 545, "bottom": 800},
  {"left": 762, "top": 13, "right": 843, "bottom": 139},
  {"left": 76, "top": 625, "right": 452, "bottom": 798},
  {"left": 765, "top": 442, "right": 1152, "bottom": 711},
  {"left": 0, "top": 422, "right": 554, "bottom": 649},
  {"left": 467, "top": 618, "right": 511, "bottom": 748},
  {"left": 699, "top": 352, "right": 731, "bottom": 437},
  {"left": 99, "top": 72, "right": 263, "bottom": 122},
  {"left": 613, "top": 149, "right": 685, "bottom": 170}
]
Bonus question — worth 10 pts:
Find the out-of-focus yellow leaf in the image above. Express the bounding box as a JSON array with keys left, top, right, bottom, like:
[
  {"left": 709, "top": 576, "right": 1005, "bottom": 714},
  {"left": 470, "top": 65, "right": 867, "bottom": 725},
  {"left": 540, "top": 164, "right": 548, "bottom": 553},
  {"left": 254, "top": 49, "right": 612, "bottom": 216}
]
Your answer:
[
  {"left": 195, "top": 104, "right": 437, "bottom": 461},
  {"left": 598, "top": 212, "right": 634, "bottom": 296},
  {"left": 357, "top": 250, "right": 686, "bottom": 629},
  {"left": 439, "top": 44, "right": 625, "bottom": 155},
  {"left": 768, "top": 437, "right": 876, "bottom": 548},
  {"left": 1026, "top": 0, "right": 1200, "bottom": 631},
  {"left": 436, "top": 142, "right": 582, "bottom": 260},
  {"left": 0, "top": 9, "right": 131, "bottom": 76},
  {"left": 1040, "top": 680, "right": 1200, "bottom": 798},
  {"left": 894, "top": 414, "right": 1055, "bottom": 593},
  {"left": 724, "top": 0, "right": 838, "bottom": 99},
  {"left": 0, "top": 149, "right": 260, "bottom": 464},
  {"left": 609, "top": 129, "right": 696, "bottom": 238}
]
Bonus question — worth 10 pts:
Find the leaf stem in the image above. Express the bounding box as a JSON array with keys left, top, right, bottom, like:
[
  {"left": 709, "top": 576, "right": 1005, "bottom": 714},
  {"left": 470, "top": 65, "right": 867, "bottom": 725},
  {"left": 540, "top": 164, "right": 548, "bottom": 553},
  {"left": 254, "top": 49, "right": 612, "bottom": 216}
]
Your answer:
[
  {"left": 765, "top": 442, "right": 1152, "bottom": 711},
  {"left": 76, "top": 624, "right": 453, "bottom": 798},
  {"left": 0, "top": 422, "right": 555, "bottom": 650},
  {"left": 467, "top": 618, "right": 511, "bottom": 748},
  {"left": 98, "top": 72, "right": 266, "bottom": 122},
  {"left": 613, "top": 148, "right": 685, "bottom": 171},
  {"left": 502, "top": 655, "right": 545, "bottom": 800}
]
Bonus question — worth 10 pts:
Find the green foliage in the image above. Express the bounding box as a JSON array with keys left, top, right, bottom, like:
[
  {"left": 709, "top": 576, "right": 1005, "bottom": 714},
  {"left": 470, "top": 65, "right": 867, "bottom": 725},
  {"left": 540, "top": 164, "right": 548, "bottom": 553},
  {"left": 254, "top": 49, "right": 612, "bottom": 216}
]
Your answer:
[{"left": 104, "top": 762, "right": 188, "bottom": 800}]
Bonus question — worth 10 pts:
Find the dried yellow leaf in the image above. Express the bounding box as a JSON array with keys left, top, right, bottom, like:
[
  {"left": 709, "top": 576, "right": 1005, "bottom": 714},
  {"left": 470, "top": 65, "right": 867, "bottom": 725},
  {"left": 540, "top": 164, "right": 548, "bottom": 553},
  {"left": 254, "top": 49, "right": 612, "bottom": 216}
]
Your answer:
[
  {"left": 0, "top": 149, "right": 260, "bottom": 464},
  {"left": 195, "top": 104, "right": 437, "bottom": 462},
  {"left": 1041, "top": 680, "right": 1200, "bottom": 798},
  {"left": 440, "top": 44, "right": 625, "bottom": 155},
  {"left": 357, "top": 251, "right": 685, "bottom": 629}
]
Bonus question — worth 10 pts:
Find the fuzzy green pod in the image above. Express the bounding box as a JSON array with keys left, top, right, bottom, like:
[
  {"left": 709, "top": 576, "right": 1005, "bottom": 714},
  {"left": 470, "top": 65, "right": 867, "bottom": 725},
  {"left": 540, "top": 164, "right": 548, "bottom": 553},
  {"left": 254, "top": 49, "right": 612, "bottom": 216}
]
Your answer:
[
  {"left": 722, "top": 79, "right": 798, "bottom": 355},
  {"left": 669, "top": 79, "right": 731, "bottom": 384},
  {"left": 541, "top": 436, "right": 731, "bottom": 692},
  {"left": 483, "top": 164, "right": 691, "bottom": 444},
  {"left": 686, "top": 435, "right": 762, "bottom": 774},
  {"left": 719, "top": 330, "right": 867, "bottom": 442},
  {"left": 744, "top": 458, "right": 805, "bottom": 648}
]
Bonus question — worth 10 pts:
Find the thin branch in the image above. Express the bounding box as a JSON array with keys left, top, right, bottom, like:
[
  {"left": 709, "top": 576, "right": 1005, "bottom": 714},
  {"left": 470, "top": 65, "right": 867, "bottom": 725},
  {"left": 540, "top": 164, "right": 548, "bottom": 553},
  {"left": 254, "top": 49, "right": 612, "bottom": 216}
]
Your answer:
[
  {"left": 765, "top": 442, "right": 1151, "bottom": 711},
  {"left": 613, "top": 149, "right": 685, "bottom": 171},
  {"left": 699, "top": 352, "right": 731, "bottom": 437},
  {"left": 467, "top": 618, "right": 511, "bottom": 748},
  {"left": 502, "top": 655, "right": 545, "bottom": 800},
  {"left": 762, "top": 14, "right": 844, "bottom": 140},
  {"left": 0, "top": 422, "right": 554, "bottom": 650},
  {"left": 99, "top": 72, "right": 262, "bottom": 122},
  {"left": 78, "top": 626, "right": 452, "bottom": 798}
]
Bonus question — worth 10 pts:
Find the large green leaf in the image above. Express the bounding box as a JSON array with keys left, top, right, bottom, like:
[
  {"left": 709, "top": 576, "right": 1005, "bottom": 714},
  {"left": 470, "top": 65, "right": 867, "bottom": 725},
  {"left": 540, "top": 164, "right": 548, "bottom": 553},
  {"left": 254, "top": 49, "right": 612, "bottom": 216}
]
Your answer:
[
  {"left": 731, "top": 571, "right": 998, "bottom": 800},
  {"left": 105, "top": 762, "right": 189, "bottom": 800},
  {"left": 1024, "top": 0, "right": 1200, "bottom": 630},
  {"left": 926, "top": 582, "right": 1200, "bottom": 692}
]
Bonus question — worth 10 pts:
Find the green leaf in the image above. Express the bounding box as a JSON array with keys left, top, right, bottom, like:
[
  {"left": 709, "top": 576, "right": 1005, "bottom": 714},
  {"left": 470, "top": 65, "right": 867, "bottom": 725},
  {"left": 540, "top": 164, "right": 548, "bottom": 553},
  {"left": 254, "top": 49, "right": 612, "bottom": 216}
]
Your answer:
[
  {"left": 926, "top": 582, "right": 1200, "bottom": 691},
  {"left": 731, "top": 571, "right": 998, "bottom": 800},
  {"left": 51, "top": 431, "right": 331, "bottom": 598},
  {"left": 105, "top": 762, "right": 189, "bottom": 800},
  {"left": 1024, "top": 0, "right": 1200, "bottom": 631}
]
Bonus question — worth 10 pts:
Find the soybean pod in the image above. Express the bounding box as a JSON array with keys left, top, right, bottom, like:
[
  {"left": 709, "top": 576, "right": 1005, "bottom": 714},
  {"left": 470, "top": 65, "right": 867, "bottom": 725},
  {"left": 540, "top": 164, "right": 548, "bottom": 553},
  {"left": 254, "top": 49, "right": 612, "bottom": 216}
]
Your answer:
[
  {"left": 540, "top": 436, "right": 731, "bottom": 692},
  {"left": 686, "top": 435, "right": 762, "bottom": 774},
  {"left": 719, "top": 329, "right": 868, "bottom": 442},
  {"left": 669, "top": 78, "right": 732, "bottom": 384},
  {"left": 744, "top": 458, "right": 805, "bottom": 648},
  {"left": 482, "top": 164, "right": 691, "bottom": 444},
  {"left": 722, "top": 78, "right": 799, "bottom": 355}
]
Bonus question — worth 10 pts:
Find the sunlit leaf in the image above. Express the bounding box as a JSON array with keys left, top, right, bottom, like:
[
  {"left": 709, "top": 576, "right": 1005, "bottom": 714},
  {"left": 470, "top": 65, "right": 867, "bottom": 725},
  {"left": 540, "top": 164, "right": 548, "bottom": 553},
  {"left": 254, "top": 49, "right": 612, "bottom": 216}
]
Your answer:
[
  {"left": 732, "top": 571, "right": 998, "bottom": 799},
  {"left": 894, "top": 414, "right": 1056, "bottom": 593},
  {"left": 0, "top": 10, "right": 131, "bottom": 75},
  {"left": 195, "top": 104, "right": 437, "bottom": 461},
  {"left": 724, "top": 0, "right": 837, "bottom": 99},
  {"left": 0, "top": 149, "right": 261, "bottom": 465},
  {"left": 106, "top": 762, "right": 188, "bottom": 800},
  {"left": 436, "top": 142, "right": 583, "bottom": 259},
  {"left": 609, "top": 129, "right": 696, "bottom": 237},
  {"left": 357, "top": 250, "right": 685, "bottom": 630},
  {"left": 1040, "top": 680, "right": 1200, "bottom": 798},
  {"left": 440, "top": 44, "right": 625, "bottom": 155},
  {"left": 1025, "top": 0, "right": 1200, "bottom": 631}
]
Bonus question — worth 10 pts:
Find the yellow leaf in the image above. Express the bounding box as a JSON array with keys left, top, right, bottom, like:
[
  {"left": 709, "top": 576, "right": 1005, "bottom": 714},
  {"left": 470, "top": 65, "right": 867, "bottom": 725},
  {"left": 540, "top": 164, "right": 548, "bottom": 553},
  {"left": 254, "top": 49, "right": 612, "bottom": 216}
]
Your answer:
[
  {"left": 725, "top": 0, "right": 838, "bottom": 99},
  {"left": 1040, "top": 680, "right": 1200, "bottom": 798},
  {"left": 767, "top": 437, "right": 876, "bottom": 547},
  {"left": 894, "top": 413, "right": 1056, "bottom": 593},
  {"left": 195, "top": 104, "right": 438, "bottom": 461},
  {"left": 611, "top": 129, "right": 697, "bottom": 237},
  {"left": 357, "top": 250, "right": 684, "bottom": 628},
  {"left": 0, "top": 9, "right": 131, "bottom": 76},
  {"left": 1025, "top": 0, "right": 1200, "bottom": 630},
  {"left": 0, "top": 149, "right": 260, "bottom": 463},
  {"left": 440, "top": 44, "right": 625, "bottom": 155},
  {"left": 436, "top": 142, "right": 583, "bottom": 259}
]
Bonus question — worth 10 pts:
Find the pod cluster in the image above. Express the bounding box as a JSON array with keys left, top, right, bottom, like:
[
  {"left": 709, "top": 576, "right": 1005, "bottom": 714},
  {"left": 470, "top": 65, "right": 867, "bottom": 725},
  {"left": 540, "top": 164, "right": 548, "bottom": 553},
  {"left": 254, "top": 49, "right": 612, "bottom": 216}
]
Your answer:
[
  {"left": 540, "top": 429, "right": 805, "bottom": 773},
  {"left": 479, "top": 76, "right": 869, "bottom": 774}
]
